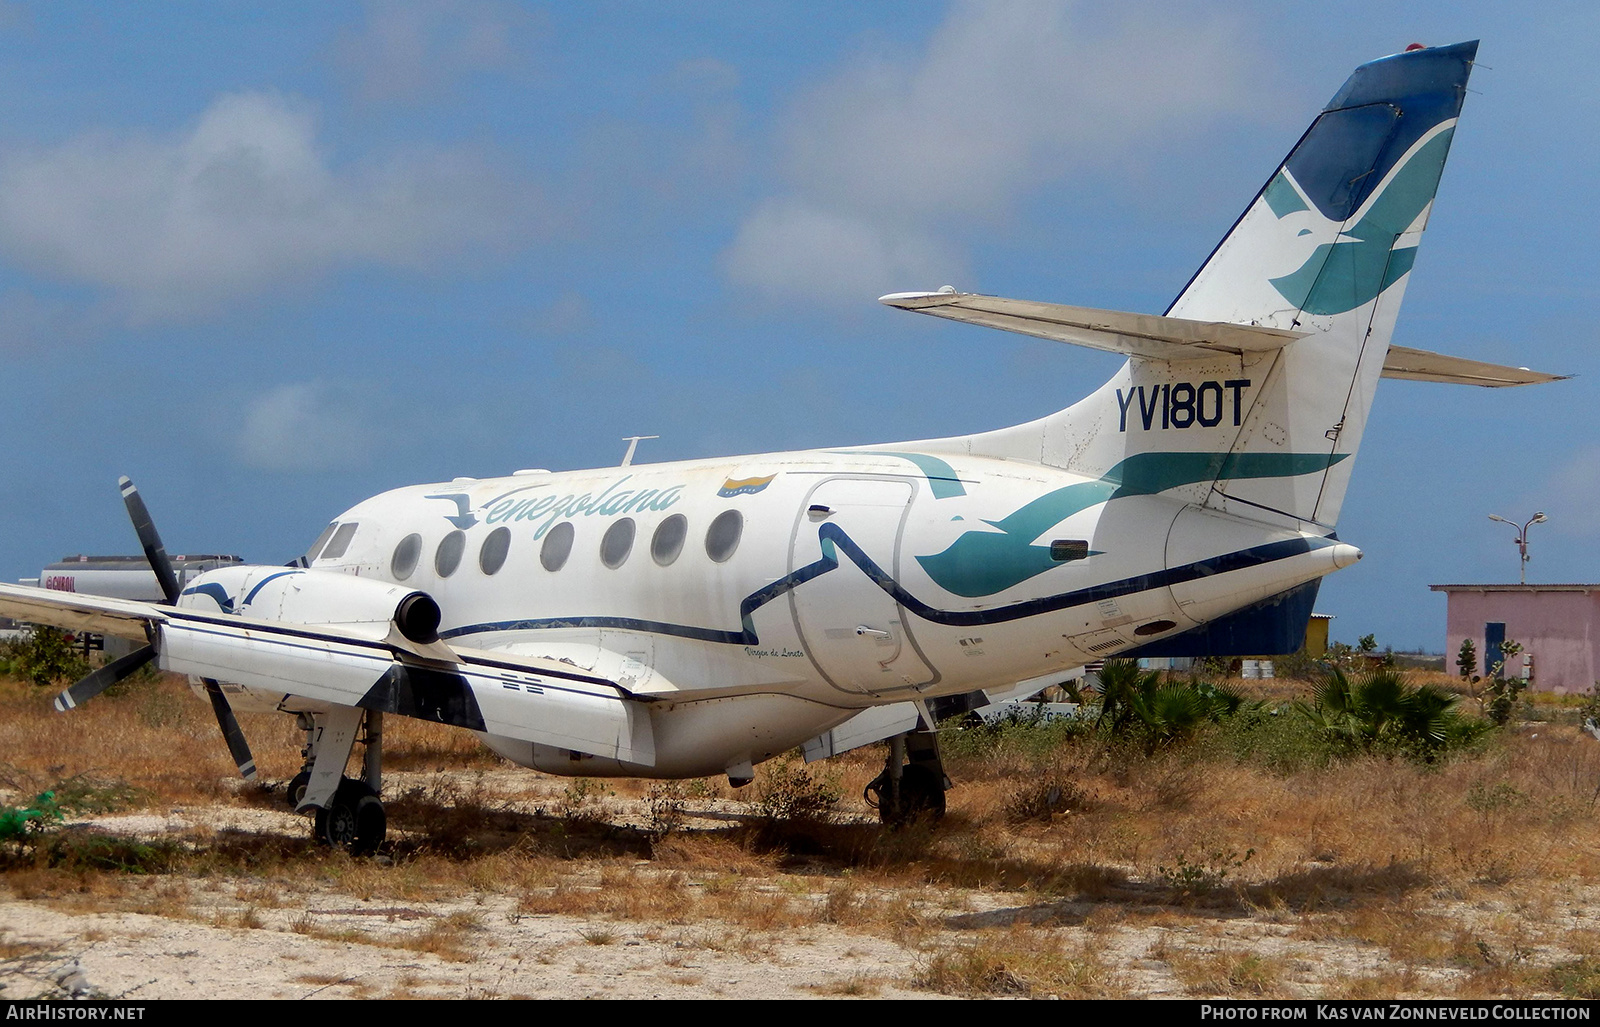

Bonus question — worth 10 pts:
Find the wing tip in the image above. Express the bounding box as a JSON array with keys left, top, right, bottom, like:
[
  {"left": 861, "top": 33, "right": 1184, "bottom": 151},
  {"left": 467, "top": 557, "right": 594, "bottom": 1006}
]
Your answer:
[{"left": 879, "top": 286, "right": 965, "bottom": 308}]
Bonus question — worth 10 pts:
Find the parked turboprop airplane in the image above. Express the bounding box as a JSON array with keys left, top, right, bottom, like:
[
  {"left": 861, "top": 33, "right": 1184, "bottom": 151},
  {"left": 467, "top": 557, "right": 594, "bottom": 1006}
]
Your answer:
[{"left": 0, "top": 41, "right": 1561, "bottom": 850}]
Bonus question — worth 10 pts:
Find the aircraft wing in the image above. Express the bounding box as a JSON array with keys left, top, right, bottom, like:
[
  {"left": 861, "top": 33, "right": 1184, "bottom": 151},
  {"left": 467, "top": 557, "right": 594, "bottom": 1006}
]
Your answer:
[
  {"left": 0, "top": 582, "right": 655, "bottom": 765},
  {"left": 882, "top": 290, "right": 1565, "bottom": 386},
  {"left": 879, "top": 289, "right": 1305, "bottom": 360}
]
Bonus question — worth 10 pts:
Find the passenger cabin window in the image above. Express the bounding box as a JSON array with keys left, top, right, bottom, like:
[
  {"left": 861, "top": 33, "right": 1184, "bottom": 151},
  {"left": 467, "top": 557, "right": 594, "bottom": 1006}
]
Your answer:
[
  {"left": 435, "top": 530, "right": 466, "bottom": 577},
  {"left": 303, "top": 522, "right": 339, "bottom": 563},
  {"left": 319, "top": 522, "right": 359, "bottom": 561},
  {"left": 540, "top": 521, "right": 574, "bottom": 572},
  {"left": 601, "top": 518, "right": 636, "bottom": 569},
  {"left": 479, "top": 527, "right": 511, "bottom": 575},
  {"left": 705, "top": 510, "right": 742, "bottom": 563},
  {"left": 392, "top": 533, "right": 422, "bottom": 580},
  {"left": 651, "top": 514, "right": 687, "bottom": 566}
]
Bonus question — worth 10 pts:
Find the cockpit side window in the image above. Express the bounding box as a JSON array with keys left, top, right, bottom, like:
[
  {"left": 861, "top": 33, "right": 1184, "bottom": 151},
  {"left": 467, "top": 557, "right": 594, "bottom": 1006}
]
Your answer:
[
  {"left": 303, "top": 522, "right": 339, "bottom": 563},
  {"left": 318, "top": 522, "right": 360, "bottom": 561}
]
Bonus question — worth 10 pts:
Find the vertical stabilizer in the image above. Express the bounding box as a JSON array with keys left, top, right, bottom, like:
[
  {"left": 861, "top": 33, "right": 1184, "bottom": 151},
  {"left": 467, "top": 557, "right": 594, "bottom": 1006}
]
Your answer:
[
  {"left": 1165, "top": 40, "right": 1477, "bottom": 526},
  {"left": 943, "top": 42, "right": 1477, "bottom": 530}
]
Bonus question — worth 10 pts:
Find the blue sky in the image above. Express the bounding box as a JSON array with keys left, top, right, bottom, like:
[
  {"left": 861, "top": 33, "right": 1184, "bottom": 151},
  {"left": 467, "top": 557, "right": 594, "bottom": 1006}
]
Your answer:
[{"left": 0, "top": 1, "right": 1594, "bottom": 652}]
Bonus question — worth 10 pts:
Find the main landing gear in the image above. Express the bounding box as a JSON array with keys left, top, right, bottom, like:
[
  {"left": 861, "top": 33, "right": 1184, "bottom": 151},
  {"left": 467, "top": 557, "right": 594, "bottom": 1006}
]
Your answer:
[
  {"left": 864, "top": 726, "right": 949, "bottom": 827},
  {"left": 288, "top": 707, "right": 387, "bottom": 855}
]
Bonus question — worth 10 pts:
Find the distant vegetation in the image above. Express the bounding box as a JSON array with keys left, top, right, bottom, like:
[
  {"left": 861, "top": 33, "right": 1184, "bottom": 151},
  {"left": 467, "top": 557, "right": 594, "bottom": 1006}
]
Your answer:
[{"left": 0, "top": 626, "right": 88, "bottom": 688}]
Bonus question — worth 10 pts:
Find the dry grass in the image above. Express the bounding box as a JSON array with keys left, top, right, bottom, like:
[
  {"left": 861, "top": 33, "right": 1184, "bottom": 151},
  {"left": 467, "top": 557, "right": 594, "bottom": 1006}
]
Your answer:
[
  {"left": 0, "top": 673, "right": 494, "bottom": 807},
  {"left": 911, "top": 925, "right": 1117, "bottom": 998},
  {"left": 7, "top": 670, "right": 1600, "bottom": 997}
]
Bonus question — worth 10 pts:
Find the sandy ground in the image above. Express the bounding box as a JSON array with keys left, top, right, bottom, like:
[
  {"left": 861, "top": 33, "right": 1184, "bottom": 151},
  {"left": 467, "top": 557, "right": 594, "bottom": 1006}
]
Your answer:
[
  {"left": 0, "top": 802, "right": 945, "bottom": 1001},
  {"left": 0, "top": 890, "right": 934, "bottom": 1000},
  {"left": 2, "top": 781, "right": 1596, "bottom": 1000}
]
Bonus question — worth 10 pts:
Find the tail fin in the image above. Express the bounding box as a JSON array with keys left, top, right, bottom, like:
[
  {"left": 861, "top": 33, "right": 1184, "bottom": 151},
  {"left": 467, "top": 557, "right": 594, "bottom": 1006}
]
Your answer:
[
  {"left": 906, "top": 42, "right": 1480, "bottom": 529},
  {"left": 1161, "top": 40, "right": 1477, "bottom": 526}
]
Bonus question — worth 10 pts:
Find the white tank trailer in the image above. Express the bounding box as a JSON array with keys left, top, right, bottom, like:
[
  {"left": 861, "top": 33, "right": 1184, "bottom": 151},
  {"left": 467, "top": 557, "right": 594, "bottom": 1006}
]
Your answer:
[{"left": 32, "top": 554, "right": 244, "bottom": 602}]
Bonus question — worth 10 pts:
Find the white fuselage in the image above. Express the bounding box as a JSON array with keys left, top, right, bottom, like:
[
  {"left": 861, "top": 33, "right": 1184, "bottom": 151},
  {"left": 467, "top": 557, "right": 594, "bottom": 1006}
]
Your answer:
[{"left": 180, "top": 447, "right": 1356, "bottom": 778}]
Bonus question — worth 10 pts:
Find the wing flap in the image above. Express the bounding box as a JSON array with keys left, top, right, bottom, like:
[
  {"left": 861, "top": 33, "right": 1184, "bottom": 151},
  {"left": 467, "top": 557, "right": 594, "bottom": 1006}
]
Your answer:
[
  {"left": 159, "top": 619, "right": 655, "bottom": 764},
  {"left": 1381, "top": 345, "right": 1567, "bottom": 387},
  {"left": 879, "top": 290, "right": 1305, "bottom": 360}
]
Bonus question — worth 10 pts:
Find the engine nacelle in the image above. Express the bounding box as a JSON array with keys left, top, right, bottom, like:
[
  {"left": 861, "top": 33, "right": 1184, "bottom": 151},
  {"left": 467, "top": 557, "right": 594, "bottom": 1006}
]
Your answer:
[{"left": 176, "top": 565, "right": 441, "bottom": 644}]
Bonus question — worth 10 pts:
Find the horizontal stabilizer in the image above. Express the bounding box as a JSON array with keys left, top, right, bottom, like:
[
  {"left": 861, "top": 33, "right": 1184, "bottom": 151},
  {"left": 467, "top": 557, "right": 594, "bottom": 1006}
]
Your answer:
[
  {"left": 879, "top": 289, "right": 1305, "bottom": 360},
  {"left": 881, "top": 289, "right": 1565, "bottom": 388},
  {"left": 1380, "top": 345, "right": 1567, "bottom": 388}
]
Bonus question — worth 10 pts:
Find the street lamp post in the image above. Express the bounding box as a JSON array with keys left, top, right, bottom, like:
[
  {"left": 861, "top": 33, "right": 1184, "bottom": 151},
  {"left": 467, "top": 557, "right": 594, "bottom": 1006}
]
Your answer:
[{"left": 1488, "top": 512, "right": 1548, "bottom": 585}]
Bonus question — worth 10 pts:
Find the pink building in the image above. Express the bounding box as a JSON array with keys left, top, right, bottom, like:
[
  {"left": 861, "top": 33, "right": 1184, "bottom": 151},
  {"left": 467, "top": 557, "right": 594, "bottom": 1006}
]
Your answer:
[{"left": 1430, "top": 584, "right": 1600, "bottom": 694}]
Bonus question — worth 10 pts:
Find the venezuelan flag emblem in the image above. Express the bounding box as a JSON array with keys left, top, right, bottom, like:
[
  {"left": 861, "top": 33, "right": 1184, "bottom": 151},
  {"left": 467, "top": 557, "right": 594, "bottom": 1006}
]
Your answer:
[{"left": 717, "top": 474, "right": 776, "bottom": 498}]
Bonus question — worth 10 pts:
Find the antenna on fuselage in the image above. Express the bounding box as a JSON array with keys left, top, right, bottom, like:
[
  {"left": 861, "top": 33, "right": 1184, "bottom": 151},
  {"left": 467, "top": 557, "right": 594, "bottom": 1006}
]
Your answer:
[{"left": 619, "top": 435, "right": 659, "bottom": 467}]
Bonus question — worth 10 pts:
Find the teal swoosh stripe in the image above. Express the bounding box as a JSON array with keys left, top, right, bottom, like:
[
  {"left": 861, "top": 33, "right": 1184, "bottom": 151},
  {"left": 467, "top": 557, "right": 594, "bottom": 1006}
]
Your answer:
[
  {"left": 917, "top": 451, "right": 1348, "bottom": 598},
  {"left": 1269, "top": 128, "right": 1453, "bottom": 316},
  {"left": 837, "top": 451, "right": 967, "bottom": 498}
]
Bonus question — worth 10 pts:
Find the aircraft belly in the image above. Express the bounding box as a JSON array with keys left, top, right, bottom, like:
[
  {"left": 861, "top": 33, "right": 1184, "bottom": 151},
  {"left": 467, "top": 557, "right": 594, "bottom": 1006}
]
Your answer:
[{"left": 480, "top": 691, "right": 856, "bottom": 779}]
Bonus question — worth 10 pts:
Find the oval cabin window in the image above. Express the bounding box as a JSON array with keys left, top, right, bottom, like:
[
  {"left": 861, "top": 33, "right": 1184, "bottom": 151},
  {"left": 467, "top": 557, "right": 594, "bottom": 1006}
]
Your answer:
[
  {"left": 651, "top": 514, "right": 687, "bottom": 566},
  {"left": 435, "top": 530, "right": 466, "bottom": 577},
  {"left": 391, "top": 533, "right": 422, "bottom": 580},
  {"left": 601, "top": 518, "right": 636, "bottom": 569},
  {"left": 479, "top": 527, "right": 511, "bottom": 575},
  {"left": 705, "top": 510, "right": 742, "bottom": 563},
  {"left": 540, "top": 521, "right": 575, "bottom": 572}
]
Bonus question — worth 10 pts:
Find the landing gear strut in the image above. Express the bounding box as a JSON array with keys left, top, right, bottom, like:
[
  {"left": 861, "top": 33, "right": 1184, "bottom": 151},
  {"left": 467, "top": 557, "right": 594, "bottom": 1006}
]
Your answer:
[
  {"left": 290, "top": 707, "right": 387, "bottom": 854},
  {"left": 864, "top": 727, "right": 948, "bottom": 826}
]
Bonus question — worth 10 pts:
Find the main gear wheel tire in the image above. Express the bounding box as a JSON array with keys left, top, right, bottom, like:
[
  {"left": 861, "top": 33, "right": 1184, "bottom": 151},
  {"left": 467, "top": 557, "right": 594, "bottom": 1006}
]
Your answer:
[{"left": 313, "top": 778, "right": 386, "bottom": 855}]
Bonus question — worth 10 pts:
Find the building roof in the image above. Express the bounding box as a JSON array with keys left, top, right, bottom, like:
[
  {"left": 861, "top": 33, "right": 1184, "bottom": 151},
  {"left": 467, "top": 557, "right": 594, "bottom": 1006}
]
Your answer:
[{"left": 1430, "top": 584, "right": 1600, "bottom": 593}]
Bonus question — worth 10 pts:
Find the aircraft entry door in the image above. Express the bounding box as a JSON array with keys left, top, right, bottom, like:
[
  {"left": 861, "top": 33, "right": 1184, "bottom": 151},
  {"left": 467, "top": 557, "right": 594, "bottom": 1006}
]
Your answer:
[{"left": 789, "top": 477, "right": 935, "bottom": 696}]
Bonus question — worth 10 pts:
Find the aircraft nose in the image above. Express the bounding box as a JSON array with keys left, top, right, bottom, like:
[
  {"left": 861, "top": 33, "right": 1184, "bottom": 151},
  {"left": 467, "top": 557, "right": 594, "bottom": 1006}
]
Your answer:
[{"left": 1331, "top": 543, "right": 1363, "bottom": 569}]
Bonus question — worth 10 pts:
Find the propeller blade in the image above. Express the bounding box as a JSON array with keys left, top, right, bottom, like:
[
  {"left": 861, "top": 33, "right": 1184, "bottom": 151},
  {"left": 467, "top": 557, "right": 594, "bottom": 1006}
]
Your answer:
[
  {"left": 53, "top": 645, "right": 158, "bottom": 712},
  {"left": 203, "top": 680, "right": 258, "bottom": 781},
  {"left": 118, "top": 476, "right": 181, "bottom": 605},
  {"left": 117, "top": 477, "right": 255, "bottom": 781}
]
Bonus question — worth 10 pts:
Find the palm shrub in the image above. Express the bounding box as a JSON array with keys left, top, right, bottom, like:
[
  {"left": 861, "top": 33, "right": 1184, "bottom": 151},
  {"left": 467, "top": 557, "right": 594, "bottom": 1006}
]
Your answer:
[
  {"left": 1095, "top": 660, "right": 1253, "bottom": 751},
  {"left": 1295, "top": 667, "right": 1489, "bottom": 761}
]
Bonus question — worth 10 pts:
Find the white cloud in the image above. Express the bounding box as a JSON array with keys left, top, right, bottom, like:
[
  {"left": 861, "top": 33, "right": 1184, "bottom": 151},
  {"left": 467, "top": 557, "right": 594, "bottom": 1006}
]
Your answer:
[
  {"left": 237, "top": 381, "right": 380, "bottom": 472},
  {"left": 724, "top": 198, "right": 966, "bottom": 301},
  {"left": 334, "top": 0, "right": 535, "bottom": 104},
  {"left": 0, "top": 91, "right": 530, "bottom": 321},
  {"left": 724, "top": 0, "right": 1264, "bottom": 305},
  {"left": 0, "top": 288, "right": 107, "bottom": 353},
  {"left": 1541, "top": 445, "right": 1600, "bottom": 536}
]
